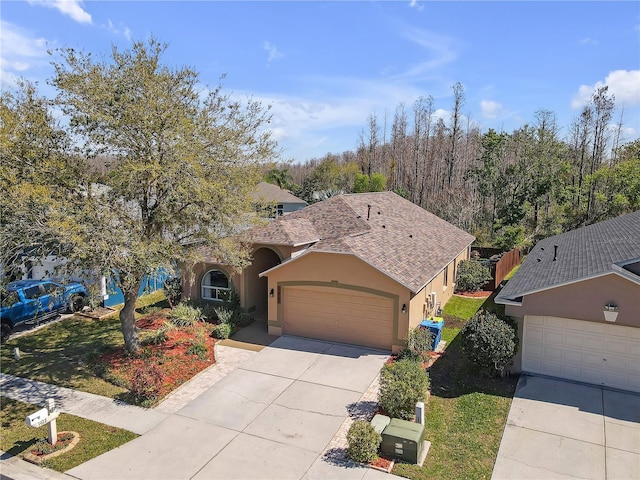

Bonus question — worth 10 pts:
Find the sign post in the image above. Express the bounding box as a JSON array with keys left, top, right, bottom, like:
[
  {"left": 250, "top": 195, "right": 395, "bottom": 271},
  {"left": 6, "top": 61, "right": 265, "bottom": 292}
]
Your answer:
[{"left": 26, "top": 398, "right": 60, "bottom": 445}]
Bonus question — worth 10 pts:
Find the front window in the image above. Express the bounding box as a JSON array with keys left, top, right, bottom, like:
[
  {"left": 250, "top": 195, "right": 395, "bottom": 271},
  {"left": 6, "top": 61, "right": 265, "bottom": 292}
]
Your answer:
[{"left": 201, "top": 270, "right": 230, "bottom": 301}]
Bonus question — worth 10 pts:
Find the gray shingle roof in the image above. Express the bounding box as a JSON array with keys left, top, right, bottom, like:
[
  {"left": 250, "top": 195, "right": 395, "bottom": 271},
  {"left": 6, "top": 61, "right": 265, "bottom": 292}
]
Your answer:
[
  {"left": 248, "top": 191, "right": 475, "bottom": 293},
  {"left": 496, "top": 210, "right": 640, "bottom": 303}
]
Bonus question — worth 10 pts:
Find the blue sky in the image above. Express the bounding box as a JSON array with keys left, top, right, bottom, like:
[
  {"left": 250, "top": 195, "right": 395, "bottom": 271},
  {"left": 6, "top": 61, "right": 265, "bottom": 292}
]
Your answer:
[{"left": 2, "top": 1, "right": 639, "bottom": 162}]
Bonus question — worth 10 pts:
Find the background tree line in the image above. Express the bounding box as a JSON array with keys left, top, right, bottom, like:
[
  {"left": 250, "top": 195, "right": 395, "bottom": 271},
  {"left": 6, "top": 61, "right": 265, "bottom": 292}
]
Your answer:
[{"left": 269, "top": 83, "right": 639, "bottom": 250}]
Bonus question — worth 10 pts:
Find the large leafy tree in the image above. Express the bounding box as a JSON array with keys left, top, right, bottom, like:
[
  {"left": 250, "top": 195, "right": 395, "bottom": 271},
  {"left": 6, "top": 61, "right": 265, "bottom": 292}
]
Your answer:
[{"left": 1, "top": 38, "right": 276, "bottom": 352}]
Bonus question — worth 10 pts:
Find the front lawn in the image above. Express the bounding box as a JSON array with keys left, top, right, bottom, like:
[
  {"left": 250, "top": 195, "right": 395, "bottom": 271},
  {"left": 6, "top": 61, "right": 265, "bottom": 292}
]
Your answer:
[
  {"left": 0, "top": 292, "right": 217, "bottom": 406},
  {"left": 393, "top": 288, "right": 518, "bottom": 480},
  {"left": 0, "top": 397, "right": 137, "bottom": 472}
]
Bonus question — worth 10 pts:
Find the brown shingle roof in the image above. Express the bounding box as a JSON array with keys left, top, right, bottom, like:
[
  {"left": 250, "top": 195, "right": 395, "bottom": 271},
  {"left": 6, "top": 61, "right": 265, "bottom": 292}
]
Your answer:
[
  {"left": 249, "top": 191, "right": 475, "bottom": 292},
  {"left": 252, "top": 182, "right": 307, "bottom": 205}
]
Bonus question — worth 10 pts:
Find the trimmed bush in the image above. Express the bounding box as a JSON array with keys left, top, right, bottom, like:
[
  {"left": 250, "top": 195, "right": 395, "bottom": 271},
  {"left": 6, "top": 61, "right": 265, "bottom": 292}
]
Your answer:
[
  {"left": 455, "top": 259, "right": 493, "bottom": 292},
  {"left": 346, "top": 420, "right": 381, "bottom": 463},
  {"left": 396, "top": 348, "right": 422, "bottom": 363},
  {"left": 460, "top": 310, "right": 518, "bottom": 377},
  {"left": 211, "top": 323, "right": 232, "bottom": 339},
  {"left": 407, "top": 326, "right": 433, "bottom": 359},
  {"left": 378, "top": 359, "right": 430, "bottom": 420}
]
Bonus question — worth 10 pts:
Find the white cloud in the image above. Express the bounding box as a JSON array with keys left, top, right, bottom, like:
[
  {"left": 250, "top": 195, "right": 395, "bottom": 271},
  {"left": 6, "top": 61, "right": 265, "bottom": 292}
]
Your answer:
[
  {"left": 409, "top": 0, "right": 424, "bottom": 11},
  {"left": 480, "top": 100, "right": 503, "bottom": 119},
  {"left": 572, "top": 70, "right": 640, "bottom": 109},
  {"left": 394, "top": 26, "right": 457, "bottom": 79},
  {"left": 263, "top": 41, "right": 283, "bottom": 63},
  {"left": 103, "top": 19, "right": 132, "bottom": 41},
  {"left": 0, "top": 21, "right": 49, "bottom": 86},
  {"left": 27, "top": 0, "right": 92, "bottom": 24},
  {"left": 579, "top": 37, "right": 598, "bottom": 46}
]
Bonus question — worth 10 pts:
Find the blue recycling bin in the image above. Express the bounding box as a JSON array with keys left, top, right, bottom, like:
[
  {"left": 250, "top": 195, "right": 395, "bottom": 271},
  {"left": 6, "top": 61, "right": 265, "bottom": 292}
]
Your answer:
[{"left": 419, "top": 317, "right": 444, "bottom": 351}]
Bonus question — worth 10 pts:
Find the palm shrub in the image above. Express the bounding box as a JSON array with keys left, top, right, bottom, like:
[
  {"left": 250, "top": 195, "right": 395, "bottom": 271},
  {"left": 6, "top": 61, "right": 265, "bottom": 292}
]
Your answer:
[
  {"left": 460, "top": 310, "right": 518, "bottom": 377},
  {"left": 455, "top": 259, "right": 492, "bottom": 292},
  {"left": 346, "top": 420, "right": 381, "bottom": 463},
  {"left": 214, "top": 306, "right": 234, "bottom": 325},
  {"left": 170, "top": 302, "right": 202, "bottom": 327},
  {"left": 378, "top": 359, "right": 430, "bottom": 420}
]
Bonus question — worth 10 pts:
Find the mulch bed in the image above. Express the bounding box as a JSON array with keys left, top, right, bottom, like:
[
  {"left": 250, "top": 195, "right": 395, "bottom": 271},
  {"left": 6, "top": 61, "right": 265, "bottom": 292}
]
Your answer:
[
  {"left": 454, "top": 290, "right": 492, "bottom": 298},
  {"left": 98, "top": 314, "right": 216, "bottom": 399}
]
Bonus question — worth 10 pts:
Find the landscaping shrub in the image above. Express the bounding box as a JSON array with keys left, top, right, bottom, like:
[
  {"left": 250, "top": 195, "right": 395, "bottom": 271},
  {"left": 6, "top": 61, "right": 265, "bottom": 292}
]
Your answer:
[
  {"left": 163, "top": 277, "right": 182, "bottom": 308},
  {"left": 396, "top": 347, "right": 422, "bottom": 363},
  {"left": 214, "top": 307, "right": 234, "bottom": 325},
  {"left": 455, "top": 260, "right": 493, "bottom": 292},
  {"left": 378, "top": 359, "right": 430, "bottom": 420},
  {"left": 170, "top": 302, "right": 202, "bottom": 327},
  {"left": 142, "top": 321, "right": 174, "bottom": 346},
  {"left": 235, "top": 312, "right": 253, "bottom": 327},
  {"left": 346, "top": 420, "right": 381, "bottom": 463},
  {"left": 407, "top": 326, "right": 433, "bottom": 359},
  {"left": 186, "top": 341, "right": 209, "bottom": 360},
  {"left": 460, "top": 310, "right": 518, "bottom": 377},
  {"left": 211, "top": 323, "right": 232, "bottom": 339},
  {"left": 129, "top": 363, "right": 164, "bottom": 404}
]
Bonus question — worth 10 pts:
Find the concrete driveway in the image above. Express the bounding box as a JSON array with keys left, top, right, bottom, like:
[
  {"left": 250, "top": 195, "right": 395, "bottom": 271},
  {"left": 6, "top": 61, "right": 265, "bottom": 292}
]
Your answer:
[
  {"left": 492, "top": 375, "right": 640, "bottom": 480},
  {"left": 67, "top": 336, "right": 395, "bottom": 480}
]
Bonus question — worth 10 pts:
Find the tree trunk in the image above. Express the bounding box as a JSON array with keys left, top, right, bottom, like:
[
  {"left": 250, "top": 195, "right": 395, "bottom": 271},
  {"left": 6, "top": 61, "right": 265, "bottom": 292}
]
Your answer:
[{"left": 120, "top": 281, "right": 142, "bottom": 353}]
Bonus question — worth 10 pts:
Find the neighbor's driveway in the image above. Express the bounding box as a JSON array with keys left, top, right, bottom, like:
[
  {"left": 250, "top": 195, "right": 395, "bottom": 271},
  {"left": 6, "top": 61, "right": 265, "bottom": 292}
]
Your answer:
[
  {"left": 492, "top": 375, "right": 640, "bottom": 480},
  {"left": 67, "top": 336, "right": 395, "bottom": 480}
]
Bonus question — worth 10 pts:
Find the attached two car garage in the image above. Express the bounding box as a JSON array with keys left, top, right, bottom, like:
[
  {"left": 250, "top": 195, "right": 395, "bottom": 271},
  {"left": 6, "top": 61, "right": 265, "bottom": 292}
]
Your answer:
[
  {"left": 281, "top": 286, "right": 395, "bottom": 350},
  {"left": 522, "top": 315, "right": 640, "bottom": 393}
]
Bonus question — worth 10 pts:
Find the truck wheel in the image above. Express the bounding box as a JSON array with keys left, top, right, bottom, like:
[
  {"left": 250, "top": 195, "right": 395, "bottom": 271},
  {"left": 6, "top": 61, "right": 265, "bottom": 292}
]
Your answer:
[
  {"left": 1, "top": 323, "right": 11, "bottom": 342},
  {"left": 69, "top": 295, "right": 85, "bottom": 313}
]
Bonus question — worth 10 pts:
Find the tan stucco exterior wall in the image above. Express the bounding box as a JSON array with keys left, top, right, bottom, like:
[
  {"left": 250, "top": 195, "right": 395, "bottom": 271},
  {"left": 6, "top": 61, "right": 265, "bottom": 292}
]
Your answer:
[
  {"left": 182, "top": 262, "right": 240, "bottom": 303},
  {"left": 262, "top": 251, "right": 412, "bottom": 351},
  {"left": 504, "top": 273, "right": 640, "bottom": 328},
  {"left": 409, "top": 248, "right": 471, "bottom": 329}
]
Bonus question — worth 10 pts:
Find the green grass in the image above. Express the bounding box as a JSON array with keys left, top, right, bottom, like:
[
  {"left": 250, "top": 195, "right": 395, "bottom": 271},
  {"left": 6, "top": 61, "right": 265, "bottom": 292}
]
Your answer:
[
  {"left": 0, "top": 291, "right": 167, "bottom": 398},
  {"left": 0, "top": 397, "right": 137, "bottom": 472},
  {"left": 393, "top": 286, "right": 518, "bottom": 480},
  {"left": 442, "top": 296, "right": 486, "bottom": 321}
]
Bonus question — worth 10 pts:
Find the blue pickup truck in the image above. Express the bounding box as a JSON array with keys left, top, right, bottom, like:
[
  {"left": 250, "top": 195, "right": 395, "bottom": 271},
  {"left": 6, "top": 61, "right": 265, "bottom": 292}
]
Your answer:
[{"left": 0, "top": 279, "right": 87, "bottom": 341}]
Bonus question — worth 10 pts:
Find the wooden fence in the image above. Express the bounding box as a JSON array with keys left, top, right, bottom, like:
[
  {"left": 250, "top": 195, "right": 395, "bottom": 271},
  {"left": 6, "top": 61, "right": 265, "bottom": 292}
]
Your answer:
[{"left": 471, "top": 247, "right": 521, "bottom": 291}]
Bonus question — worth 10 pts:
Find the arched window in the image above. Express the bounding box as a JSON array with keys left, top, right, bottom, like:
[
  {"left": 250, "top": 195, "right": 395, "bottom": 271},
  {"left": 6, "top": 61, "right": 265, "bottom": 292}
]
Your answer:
[{"left": 201, "top": 269, "right": 230, "bottom": 301}]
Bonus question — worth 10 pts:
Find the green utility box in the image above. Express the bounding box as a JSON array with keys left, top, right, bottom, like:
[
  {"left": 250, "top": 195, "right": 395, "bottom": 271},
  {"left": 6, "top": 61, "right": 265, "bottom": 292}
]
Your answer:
[
  {"left": 380, "top": 418, "right": 425, "bottom": 464},
  {"left": 370, "top": 414, "right": 391, "bottom": 434}
]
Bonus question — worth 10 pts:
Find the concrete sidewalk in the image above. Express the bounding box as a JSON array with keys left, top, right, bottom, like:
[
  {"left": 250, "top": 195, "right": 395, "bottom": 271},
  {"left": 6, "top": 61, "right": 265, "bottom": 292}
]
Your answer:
[{"left": 0, "top": 345, "right": 258, "bottom": 480}]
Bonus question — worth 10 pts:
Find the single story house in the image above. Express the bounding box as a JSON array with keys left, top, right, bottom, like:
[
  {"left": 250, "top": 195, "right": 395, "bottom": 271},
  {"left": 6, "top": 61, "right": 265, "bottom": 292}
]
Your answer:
[
  {"left": 184, "top": 191, "right": 475, "bottom": 352},
  {"left": 496, "top": 210, "right": 640, "bottom": 393},
  {"left": 252, "top": 181, "right": 307, "bottom": 217}
]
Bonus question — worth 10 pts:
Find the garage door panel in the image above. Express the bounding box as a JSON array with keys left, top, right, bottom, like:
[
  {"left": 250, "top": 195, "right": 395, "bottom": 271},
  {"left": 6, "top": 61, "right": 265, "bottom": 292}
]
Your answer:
[
  {"left": 282, "top": 286, "right": 393, "bottom": 350},
  {"left": 523, "top": 316, "right": 640, "bottom": 393}
]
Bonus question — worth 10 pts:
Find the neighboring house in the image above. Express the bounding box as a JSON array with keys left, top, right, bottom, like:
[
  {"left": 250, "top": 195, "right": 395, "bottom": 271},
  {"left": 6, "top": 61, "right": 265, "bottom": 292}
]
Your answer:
[
  {"left": 496, "top": 210, "right": 640, "bottom": 393},
  {"left": 184, "top": 191, "right": 474, "bottom": 352},
  {"left": 17, "top": 255, "right": 169, "bottom": 308},
  {"left": 252, "top": 182, "right": 307, "bottom": 217}
]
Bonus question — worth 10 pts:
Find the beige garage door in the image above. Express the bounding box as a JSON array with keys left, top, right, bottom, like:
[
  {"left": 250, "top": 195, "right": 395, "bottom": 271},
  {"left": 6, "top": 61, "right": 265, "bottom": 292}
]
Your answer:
[
  {"left": 523, "top": 315, "right": 640, "bottom": 393},
  {"left": 282, "top": 286, "right": 393, "bottom": 350}
]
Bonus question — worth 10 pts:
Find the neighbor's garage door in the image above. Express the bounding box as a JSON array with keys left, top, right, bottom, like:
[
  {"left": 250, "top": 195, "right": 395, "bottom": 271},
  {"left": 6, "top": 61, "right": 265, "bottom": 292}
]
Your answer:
[
  {"left": 282, "top": 286, "right": 393, "bottom": 350},
  {"left": 523, "top": 316, "right": 640, "bottom": 393}
]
